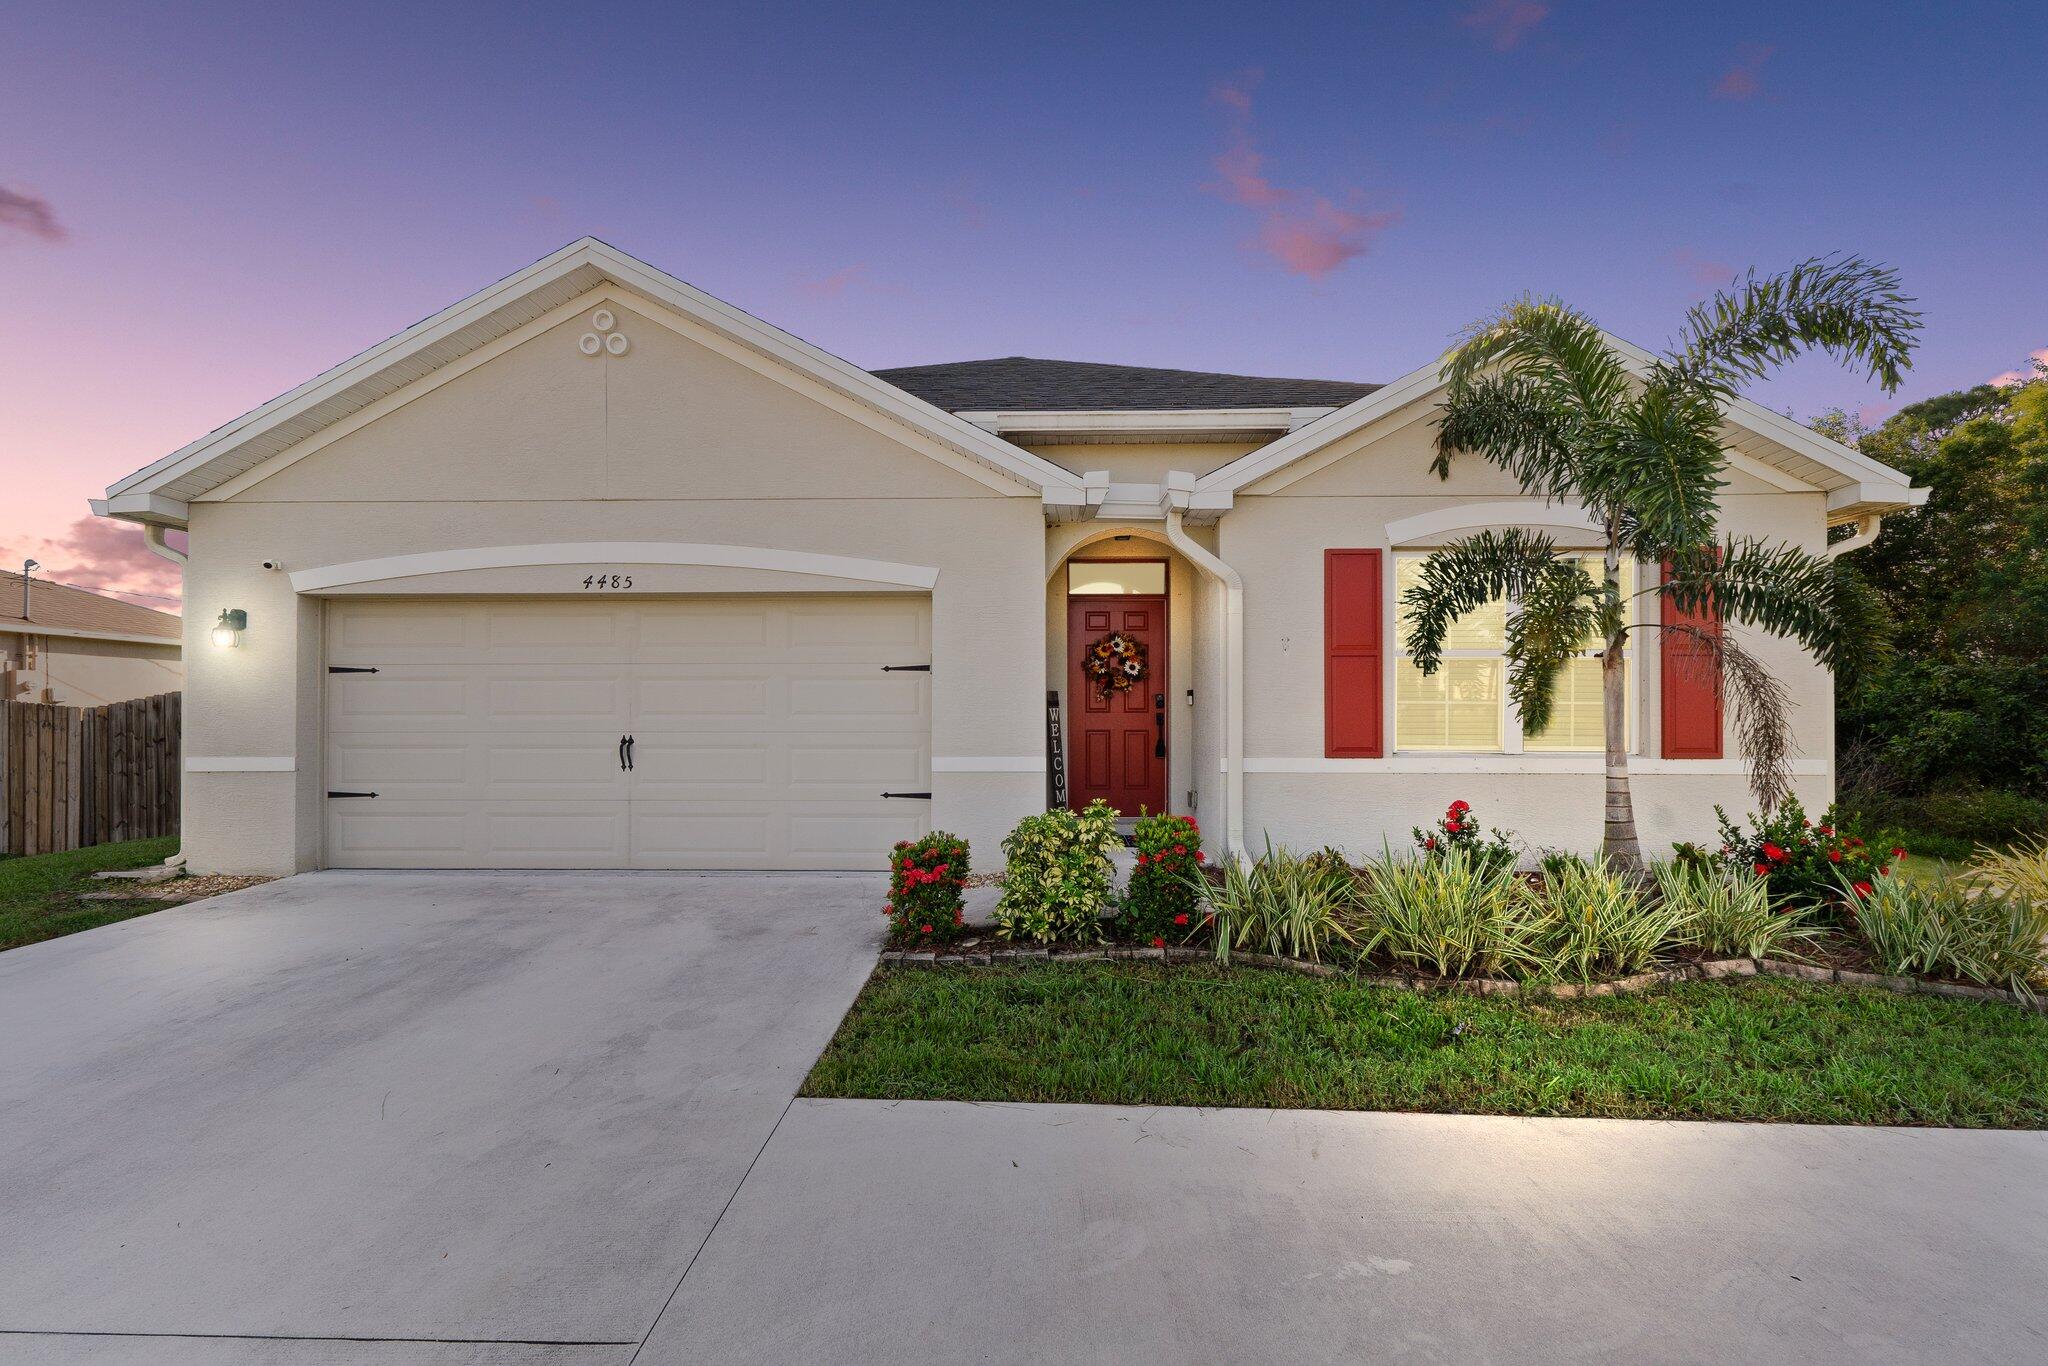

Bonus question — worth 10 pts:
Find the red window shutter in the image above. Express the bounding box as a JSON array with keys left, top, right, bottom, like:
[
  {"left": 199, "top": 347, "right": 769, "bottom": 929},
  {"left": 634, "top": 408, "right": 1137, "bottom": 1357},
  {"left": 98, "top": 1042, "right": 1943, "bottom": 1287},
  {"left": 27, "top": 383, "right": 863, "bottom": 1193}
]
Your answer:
[
  {"left": 1660, "top": 559, "right": 1723, "bottom": 759},
  {"left": 1325, "top": 549, "right": 1384, "bottom": 758}
]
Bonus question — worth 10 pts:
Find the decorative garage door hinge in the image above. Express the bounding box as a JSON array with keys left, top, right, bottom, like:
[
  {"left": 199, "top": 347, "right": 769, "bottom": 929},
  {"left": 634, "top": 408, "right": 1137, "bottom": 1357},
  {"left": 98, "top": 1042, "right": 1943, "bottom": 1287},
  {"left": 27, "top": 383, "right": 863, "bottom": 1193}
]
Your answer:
[
  {"left": 326, "top": 790, "right": 378, "bottom": 799},
  {"left": 880, "top": 664, "right": 931, "bottom": 672},
  {"left": 880, "top": 791, "right": 932, "bottom": 799},
  {"left": 327, "top": 666, "right": 380, "bottom": 674}
]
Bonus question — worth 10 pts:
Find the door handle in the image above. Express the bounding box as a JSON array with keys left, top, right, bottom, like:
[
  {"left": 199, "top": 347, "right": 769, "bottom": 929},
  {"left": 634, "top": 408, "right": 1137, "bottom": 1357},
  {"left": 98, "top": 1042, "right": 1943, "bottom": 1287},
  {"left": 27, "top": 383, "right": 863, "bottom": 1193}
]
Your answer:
[
  {"left": 619, "top": 735, "right": 629, "bottom": 772},
  {"left": 1154, "top": 693, "right": 1165, "bottom": 758},
  {"left": 625, "top": 735, "right": 635, "bottom": 771}
]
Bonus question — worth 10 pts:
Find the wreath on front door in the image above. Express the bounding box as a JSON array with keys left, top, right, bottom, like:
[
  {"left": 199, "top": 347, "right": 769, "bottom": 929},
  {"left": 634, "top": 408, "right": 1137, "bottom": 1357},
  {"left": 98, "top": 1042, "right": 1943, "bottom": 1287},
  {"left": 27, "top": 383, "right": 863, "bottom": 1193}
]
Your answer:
[{"left": 1085, "top": 631, "right": 1148, "bottom": 695}]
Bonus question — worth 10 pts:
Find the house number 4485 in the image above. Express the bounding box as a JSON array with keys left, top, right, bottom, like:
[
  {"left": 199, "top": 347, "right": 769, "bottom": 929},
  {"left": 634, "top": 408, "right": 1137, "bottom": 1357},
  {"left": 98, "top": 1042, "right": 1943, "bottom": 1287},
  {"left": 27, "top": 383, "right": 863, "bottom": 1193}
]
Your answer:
[{"left": 582, "top": 573, "right": 634, "bottom": 590}]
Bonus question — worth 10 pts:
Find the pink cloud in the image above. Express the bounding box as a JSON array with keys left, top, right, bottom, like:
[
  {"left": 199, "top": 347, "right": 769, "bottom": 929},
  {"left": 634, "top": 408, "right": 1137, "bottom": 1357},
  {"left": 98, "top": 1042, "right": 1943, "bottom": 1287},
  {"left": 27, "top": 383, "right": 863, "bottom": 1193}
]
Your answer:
[
  {"left": 0, "top": 185, "right": 66, "bottom": 243},
  {"left": 792, "top": 264, "right": 906, "bottom": 301},
  {"left": 1460, "top": 0, "right": 1550, "bottom": 52},
  {"left": 1989, "top": 346, "right": 2048, "bottom": 387},
  {"left": 1671, "top": 248, "right": 1734, "bottom": 288},
  {"left": 4, "top": 518, "right": 184, "bottom": 610},
  {"left": 1713, "top": 44, "right": 1774, "bottom": 100},
  {"left": 1204, "top": 77, "right": 1400, "bottom": 280}
]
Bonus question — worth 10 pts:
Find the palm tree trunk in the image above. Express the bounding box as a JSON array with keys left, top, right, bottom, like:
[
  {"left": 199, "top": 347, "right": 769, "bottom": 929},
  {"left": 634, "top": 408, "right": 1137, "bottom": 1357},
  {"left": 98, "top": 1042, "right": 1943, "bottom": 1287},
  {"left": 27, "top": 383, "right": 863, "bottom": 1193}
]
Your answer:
[{"left": 1600, "top": 545, "right": 1643, "bottom": 868}]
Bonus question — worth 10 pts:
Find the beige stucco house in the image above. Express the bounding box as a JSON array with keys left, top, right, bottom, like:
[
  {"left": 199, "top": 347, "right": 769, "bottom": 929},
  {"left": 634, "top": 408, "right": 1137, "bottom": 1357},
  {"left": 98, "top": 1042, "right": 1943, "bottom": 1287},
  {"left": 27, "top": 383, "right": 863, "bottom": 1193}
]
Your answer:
[
  {"left": 1, "top": 571, "right": 182, "bottom": 707},
  {"left": 93, "top": 240, "right": 1922, "bottom": 875}
]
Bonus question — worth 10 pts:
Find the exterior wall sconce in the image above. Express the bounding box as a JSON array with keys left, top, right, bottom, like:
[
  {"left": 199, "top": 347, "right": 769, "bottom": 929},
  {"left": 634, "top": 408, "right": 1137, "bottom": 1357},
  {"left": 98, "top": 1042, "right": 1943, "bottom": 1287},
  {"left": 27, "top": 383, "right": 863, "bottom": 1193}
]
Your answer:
[{"left": 210, "top": 608, "right": 247, "bottom": 648}]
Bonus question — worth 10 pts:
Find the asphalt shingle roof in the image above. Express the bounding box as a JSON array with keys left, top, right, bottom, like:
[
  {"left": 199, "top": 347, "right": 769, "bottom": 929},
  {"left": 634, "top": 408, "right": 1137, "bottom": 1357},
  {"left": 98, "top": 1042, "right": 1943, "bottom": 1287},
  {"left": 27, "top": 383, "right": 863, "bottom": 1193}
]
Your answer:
[
  {"left": 872, "top": 356, "right": 1379, "bottom": 413},
  {"left": 0, "top": 572, "right": 182, "bottom": 641}
]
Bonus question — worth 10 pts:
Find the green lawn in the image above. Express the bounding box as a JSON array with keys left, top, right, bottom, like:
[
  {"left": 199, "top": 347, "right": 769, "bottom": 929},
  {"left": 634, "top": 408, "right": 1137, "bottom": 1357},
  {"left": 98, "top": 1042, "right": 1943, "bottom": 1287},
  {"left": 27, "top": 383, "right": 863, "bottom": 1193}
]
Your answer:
[
  {"left": 0, "top": 837, "right": 181, "bottom": 952},
  {"left": 804, "top": 963, "right": 2048, "bottom": 1128}
]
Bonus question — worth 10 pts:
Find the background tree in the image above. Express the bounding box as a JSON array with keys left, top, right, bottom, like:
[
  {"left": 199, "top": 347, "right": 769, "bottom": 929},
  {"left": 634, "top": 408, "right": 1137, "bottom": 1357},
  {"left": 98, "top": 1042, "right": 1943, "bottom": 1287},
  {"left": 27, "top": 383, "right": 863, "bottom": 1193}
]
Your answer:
[
  {"left": 1819, "top": 360, "right": 2048, "bottom": 848},
  {"left": 1405, "top": 258, "right": 1920, "bottom": 865}
]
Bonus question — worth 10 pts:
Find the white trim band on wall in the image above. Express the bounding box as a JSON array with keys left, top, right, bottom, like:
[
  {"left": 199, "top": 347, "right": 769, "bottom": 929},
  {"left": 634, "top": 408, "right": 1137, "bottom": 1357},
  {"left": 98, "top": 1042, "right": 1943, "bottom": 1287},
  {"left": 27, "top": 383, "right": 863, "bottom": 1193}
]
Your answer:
[
  {"left": 931, "top": 757, "right": 1047, "bottom": 773},
  {"left": 1234, "top": 756, "right": 1829, "bottom": 776},
  {"left": 187, "top": 756, "right": 296, "bottom": 772},
  {"left": 289, "top": 542, "right": 942, "bottom": 593}
]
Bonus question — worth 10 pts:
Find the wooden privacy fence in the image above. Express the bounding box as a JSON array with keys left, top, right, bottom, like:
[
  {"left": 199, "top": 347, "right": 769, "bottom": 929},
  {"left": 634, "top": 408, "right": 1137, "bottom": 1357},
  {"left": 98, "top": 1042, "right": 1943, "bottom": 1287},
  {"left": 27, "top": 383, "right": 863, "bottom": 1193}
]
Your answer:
[{"left": 0, "top": 692, "right": 181, "bottom": 856}]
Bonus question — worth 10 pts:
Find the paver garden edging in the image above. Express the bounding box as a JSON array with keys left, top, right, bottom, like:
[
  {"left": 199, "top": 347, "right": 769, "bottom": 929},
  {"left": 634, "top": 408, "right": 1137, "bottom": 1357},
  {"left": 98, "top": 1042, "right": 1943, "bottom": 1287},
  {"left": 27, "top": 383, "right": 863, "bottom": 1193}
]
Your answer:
[{"left": 875, "top": 944, "right": 2048, "bottom": 1014}]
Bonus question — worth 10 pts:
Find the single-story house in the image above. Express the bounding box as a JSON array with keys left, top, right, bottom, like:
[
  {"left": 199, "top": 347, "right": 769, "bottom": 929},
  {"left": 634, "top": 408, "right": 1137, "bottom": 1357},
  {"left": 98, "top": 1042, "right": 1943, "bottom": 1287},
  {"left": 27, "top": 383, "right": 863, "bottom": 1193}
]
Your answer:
[
  {"left": 1, "top": 571, "right": 182, "bottom": 707},
  {"left": 93, "top": 240, "right": 1922, "bottom": 875}
]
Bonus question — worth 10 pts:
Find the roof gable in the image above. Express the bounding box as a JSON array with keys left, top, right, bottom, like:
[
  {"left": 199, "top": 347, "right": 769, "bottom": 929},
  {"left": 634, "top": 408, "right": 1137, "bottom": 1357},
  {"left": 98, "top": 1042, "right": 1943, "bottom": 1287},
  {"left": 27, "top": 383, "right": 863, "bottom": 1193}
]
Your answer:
[
  {"left": 101, "top": 240, "right": 1082, "bottom": 525},
  {"left": 1197, "top": 337, "right": 1922, "bottom": 521}
]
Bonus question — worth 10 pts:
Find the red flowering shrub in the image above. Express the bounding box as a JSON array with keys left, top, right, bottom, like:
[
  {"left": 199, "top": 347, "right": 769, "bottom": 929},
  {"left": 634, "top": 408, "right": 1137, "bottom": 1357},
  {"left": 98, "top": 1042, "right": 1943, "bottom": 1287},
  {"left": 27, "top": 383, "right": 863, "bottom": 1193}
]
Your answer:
[
  {"left": 884, "top": 831, "right": 970, "bottom": 945},
  {"left": 1117, "top": 811, "right": 1205, "bottom": 943},
  {"left": 1413, "top": 799, "right": 1517, "bottom": 872},
  {"left": 1707, "top": 797, "right": 1890, "bottom": 920}
]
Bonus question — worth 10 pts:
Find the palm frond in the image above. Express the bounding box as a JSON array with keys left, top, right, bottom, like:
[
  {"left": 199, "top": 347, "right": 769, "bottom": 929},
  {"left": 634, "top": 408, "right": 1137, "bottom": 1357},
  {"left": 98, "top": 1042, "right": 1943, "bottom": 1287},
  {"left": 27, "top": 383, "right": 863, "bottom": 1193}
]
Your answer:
[
  {"left": 1661, "top": 623, "right": 1794, "bottom": 808},
  {"left": 1401, "top": 529, "right": 1562, "bottom": 673},
  {"left": 1666, "top": 538, "right": 1892, "bottom": 674},
  {"left": 1443, "top": 297, "right": 1633, "bottom": 422},
  {"left": 1663, "top": 254, "right": 1922, "bottom": 397},
  {"left": 1502, "top": 556, "right": 1604, "bottom": 734},
  {"left": 1594, "top": 383, "right": 1726, "bottom": 556},
  {"left": 1433, "top": 372, "right": 1582, "bottom": 499}
]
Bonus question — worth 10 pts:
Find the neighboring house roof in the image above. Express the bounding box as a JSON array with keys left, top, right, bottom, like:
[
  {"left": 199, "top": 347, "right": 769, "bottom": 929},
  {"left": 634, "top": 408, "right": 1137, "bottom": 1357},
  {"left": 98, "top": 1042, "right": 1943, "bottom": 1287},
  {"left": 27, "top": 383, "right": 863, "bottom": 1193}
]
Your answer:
[
  {"left": 0, "top": 573, "right": 182, "bottom": 647},
  {"left": 97, "top": 238, "right": 1086, "bottom": 526},
  {"left": 873, "top": 357, "right": 1379, "bottom": 413}
]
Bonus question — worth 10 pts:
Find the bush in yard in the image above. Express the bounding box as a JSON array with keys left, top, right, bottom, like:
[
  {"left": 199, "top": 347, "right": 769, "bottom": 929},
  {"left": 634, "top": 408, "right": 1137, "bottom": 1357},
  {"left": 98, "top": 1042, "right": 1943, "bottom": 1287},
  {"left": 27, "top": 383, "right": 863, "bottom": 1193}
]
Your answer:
[
  {"left": 1117, "top": 811, "right": 1205, "bottom": 945},
  {"left": 1413, "top": 798, "right": 1517, "bottom": 872},
  {"left": 885, "top": 832, "right": 970, "bottom": 945},
  {"left": 1843, "top": 871, "right": 2048, "bottom": 999},
  {"left": 993, "top": 800, "right": 1121, "bottom": 943},
  {"left": 1708, "top": 796, "right": 1892, "bottom": 918},
  {"left": 1969, "top": 835, "right": 2048, "bottom": 902},
  {"left": 1653, "top": 859, "right": 1820, "bottom": 961},
  {"left": 1202, "top": 839, "right": 1359, "bottom": 964},
  {"left": 1526, "top": 856, "right": 1689, "bottom": 981},
  {"left": 1359, "top": 843, "right": 1539, "bottom": 978}
]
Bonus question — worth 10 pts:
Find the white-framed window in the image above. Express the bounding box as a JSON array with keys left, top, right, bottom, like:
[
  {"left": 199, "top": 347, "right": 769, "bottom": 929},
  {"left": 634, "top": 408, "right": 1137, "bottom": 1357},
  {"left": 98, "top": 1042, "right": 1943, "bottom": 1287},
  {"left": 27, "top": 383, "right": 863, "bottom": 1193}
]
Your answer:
[{"left": 1393, "top": 552, "right": 1635, "bottom": 754}]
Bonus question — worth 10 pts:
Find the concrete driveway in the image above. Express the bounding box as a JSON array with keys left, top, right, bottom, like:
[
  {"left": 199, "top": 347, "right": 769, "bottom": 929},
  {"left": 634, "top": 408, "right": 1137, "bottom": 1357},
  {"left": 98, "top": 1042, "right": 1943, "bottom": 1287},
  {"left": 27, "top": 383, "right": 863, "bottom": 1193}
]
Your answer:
[{"left": 0, "top": 871, "right": 883, "bottom": 1364}]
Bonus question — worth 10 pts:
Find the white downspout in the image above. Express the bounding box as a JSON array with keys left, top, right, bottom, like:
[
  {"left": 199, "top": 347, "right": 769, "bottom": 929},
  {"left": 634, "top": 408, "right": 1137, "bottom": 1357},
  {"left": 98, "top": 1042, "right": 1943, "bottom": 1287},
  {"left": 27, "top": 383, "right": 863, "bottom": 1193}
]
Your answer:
[
  {"left": 144, "top": 523, "right": 189, "bottom": 566},
  {"left": 142, "top": 519, "right": 190, "bottom": 867},
  {"left": 1824, "top": 513, "right": 1883, "bottom": 560},
  {"left": 1161, "top": 485, "right": 1245, "bottom": 863}
]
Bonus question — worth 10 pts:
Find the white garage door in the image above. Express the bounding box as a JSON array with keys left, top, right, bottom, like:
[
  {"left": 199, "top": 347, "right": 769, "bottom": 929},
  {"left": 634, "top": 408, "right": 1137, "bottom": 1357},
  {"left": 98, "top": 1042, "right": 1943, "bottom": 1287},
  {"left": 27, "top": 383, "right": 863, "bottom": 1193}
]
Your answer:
[{"left": 324, "top": 596, "right": 931, "bottom": 869}]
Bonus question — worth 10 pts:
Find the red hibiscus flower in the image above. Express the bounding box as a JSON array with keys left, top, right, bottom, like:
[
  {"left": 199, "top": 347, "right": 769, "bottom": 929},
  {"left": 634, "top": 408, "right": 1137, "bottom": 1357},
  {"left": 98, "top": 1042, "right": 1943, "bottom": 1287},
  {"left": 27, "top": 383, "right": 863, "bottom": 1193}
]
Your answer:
[
  {"left": 1890, "top": 847, "right": 1906, "bottom": 860},
  {"left": 920, "top": 924, "right": 933, "bottom": 934},
  {"left": 1762, "top": 842, "right": 1786, "bottom": 862},
  {"left": 1194, "top": 850, "right": 1206, "bottom": 863},
  {"left": 1449, "top": 800, "right": 1471, "bottom": 815},
  {"left": 1445, "top": 820, "right": 1463, "bottom": 834},
  {"left": 1852, "top": 881, "right": 1873, "bottom": 897},
  {"left": 1828, "top": 849, "right": 1841, "bottom": 863},
  {"left": 1752, "top": 862, "right": 1770, "bottom": 876},
  {"left": 1173, "top": 913, "right": 1190, "bottom": 926},
  {"left": 1151, "top": 937, "right": 1165, "bottom": 949}
]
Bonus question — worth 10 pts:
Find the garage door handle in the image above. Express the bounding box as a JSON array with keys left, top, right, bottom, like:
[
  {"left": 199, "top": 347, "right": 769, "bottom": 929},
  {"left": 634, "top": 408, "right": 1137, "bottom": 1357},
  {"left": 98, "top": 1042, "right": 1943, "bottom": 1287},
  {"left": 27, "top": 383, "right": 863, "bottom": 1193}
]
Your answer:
[
  {"left": 625, "top": 735, "right": 635, "bottom": 771},
  {"left": 880, "top": 791, "right": 931, "bottom": 799},
  {"left": 618, "top": 735, "right": 630, "bottom": 772},
  {"left": 326, "top": 790, "right": 378, "bottom": 799}
]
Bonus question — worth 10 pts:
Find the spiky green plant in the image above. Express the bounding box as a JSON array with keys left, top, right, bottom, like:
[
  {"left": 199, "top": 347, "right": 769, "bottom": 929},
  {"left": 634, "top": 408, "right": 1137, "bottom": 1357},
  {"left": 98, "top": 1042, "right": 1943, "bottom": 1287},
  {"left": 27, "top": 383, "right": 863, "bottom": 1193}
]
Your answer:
[
  {"left": 1200, "top": 839, "right": 1360, "bottom": 965},
  {"left": 1409, "top": 257, "right": 1919, "bottom": 865},
  {"left": 1357, "top": 844, "right": 1540, "bottom": 978},
  {"left": 1653, "top": 859, "right": 1821, "bottom": 961},
  {"left": 1968, "top": 836, "right": 2048, "bottom": 902},
  {"left": 1846, "top": 873, "right": 2048, "bottom": 999},
  {"left": 1528, "top": 857, "right": 1688, "bottom": 981}
]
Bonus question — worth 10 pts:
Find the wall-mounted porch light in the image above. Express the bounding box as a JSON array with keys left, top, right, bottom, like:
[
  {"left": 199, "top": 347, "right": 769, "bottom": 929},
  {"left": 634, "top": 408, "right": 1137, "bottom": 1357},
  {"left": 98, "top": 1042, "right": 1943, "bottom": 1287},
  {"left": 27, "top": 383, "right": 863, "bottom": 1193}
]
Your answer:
[{"left": 210, "top": 608, "right": 247, "bottom": 649}]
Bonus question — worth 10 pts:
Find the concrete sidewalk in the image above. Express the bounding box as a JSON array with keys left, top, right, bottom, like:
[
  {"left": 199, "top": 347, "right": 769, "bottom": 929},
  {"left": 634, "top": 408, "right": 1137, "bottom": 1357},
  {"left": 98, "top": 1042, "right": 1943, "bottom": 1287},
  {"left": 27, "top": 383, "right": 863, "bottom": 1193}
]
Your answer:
[{"left": 639, "top": 1099, "right": 2048, "bottom": 1364}]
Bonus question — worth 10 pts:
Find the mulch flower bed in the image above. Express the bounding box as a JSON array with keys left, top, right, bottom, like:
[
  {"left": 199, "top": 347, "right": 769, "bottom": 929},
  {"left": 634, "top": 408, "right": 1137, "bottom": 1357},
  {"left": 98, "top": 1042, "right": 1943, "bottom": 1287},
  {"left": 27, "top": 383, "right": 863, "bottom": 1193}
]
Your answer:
[
  {"left": 79, "top": 874, "right": 275, "bottom": 904},
  {"left": 877, "top": 937, "right": 2046, "bottom": 1013}
]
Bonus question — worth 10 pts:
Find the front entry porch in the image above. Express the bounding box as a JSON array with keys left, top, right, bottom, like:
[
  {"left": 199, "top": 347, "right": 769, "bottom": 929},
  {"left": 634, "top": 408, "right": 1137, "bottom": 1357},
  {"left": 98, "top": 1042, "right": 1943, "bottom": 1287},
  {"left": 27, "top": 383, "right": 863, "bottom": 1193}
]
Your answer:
[{"left": 1045, "top": 530, "right": 1222, "bottom": 827}]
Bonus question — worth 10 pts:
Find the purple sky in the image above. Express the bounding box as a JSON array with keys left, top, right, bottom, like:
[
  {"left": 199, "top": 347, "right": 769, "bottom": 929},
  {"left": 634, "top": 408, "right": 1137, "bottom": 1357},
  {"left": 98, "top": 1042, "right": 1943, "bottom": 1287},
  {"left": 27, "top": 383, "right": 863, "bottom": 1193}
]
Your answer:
[{"left": 4, "top": 0, "right": 2041, "bottom": 609}]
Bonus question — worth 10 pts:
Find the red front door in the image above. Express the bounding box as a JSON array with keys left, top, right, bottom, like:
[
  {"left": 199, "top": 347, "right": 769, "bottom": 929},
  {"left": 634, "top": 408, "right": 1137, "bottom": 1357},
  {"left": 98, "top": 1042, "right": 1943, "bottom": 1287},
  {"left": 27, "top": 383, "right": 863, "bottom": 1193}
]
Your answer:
[{"left": 1066, "top": 595, "right": 1167, "bottom": 815}]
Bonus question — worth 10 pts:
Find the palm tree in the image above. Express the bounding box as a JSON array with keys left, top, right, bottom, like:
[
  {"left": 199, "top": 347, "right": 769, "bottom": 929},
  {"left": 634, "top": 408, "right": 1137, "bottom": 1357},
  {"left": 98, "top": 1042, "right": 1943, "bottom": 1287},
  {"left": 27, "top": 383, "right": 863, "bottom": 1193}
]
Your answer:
[{"left": 1404, "top": 257, "right": 1919, "bottom": 866}]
